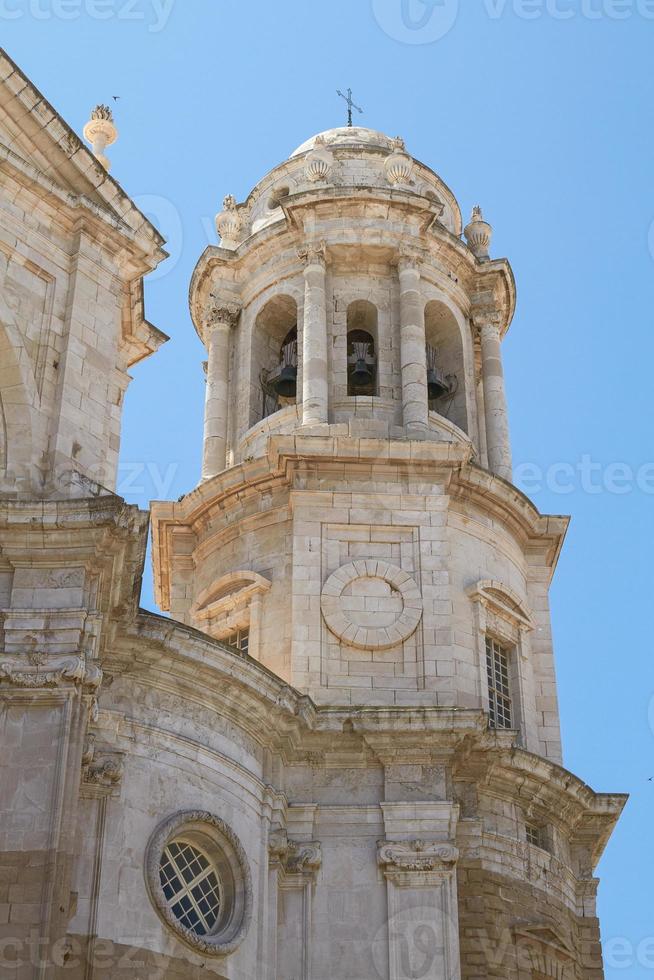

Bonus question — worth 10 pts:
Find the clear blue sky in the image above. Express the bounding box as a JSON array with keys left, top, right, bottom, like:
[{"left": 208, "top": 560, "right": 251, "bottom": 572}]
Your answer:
[{"left": 6, "top": 2, "right": 653, "bottom": 974}]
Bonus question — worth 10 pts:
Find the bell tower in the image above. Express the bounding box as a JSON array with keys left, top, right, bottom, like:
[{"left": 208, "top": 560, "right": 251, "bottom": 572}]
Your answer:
[
  {"left": 151, "top": 127, "right": 528, "bottom": 724},
  {"left": 150, "top": 126, "right": 624, "bottom": 979}
]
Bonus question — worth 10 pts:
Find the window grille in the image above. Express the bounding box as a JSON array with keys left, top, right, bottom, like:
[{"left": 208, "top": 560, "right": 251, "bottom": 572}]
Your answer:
[
  {"left": 485, "top": 636, "right": 513, "bottom": 729},
  {"left": 223, "top": 627, "right": 249, "bottom": 655},
  {"left": 159, "top": 840, "right": 222, "bottom": 936},
  {"left": 525, "top": 823, "right": 549, "bottom": 851}
]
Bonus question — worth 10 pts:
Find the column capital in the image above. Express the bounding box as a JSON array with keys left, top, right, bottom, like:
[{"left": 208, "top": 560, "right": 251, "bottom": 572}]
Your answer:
[
  {"left": 204, "top": 302, "right": 241, "bottom": 333},
  {"left": 298, "top": 240, "right": 327, "bottom": 270},
  {"left": 396, "top": 245, "right": 424, "bottom": 275},
  {"left": 0, "top": 654, "right": 102, "bottom": 692},
  {"left": 269, "top": 830, "right": 322, "bottom": 881},
  {"left": 377, "top": 839, "right": 459, "bottom": 881},
  {"left": 471, "top": 308, "right": 503, "bottom": 338}
]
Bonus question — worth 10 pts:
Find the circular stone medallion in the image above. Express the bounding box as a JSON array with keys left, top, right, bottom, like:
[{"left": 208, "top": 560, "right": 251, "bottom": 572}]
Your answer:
[{"left": 321, "top": 560, "right": 423, "bottom": 650}]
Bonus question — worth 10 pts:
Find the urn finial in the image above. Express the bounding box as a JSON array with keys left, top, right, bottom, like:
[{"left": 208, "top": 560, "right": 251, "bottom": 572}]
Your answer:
[
  {"left": 384, "top": 136, "right": 414, "bottom": 187},
  {"left": 83, "top": 105, "right": 118, "bottom": 171},
  {"left": 215, "top": 194, "right": 244, "bottom": 249},
  {"left": 464, "top": 205, "right": 493, "bottom": 261}
]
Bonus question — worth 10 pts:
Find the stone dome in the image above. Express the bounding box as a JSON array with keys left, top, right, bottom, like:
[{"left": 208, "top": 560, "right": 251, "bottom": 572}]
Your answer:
[{"left": 290, "top": 126, "right": 397, "bottom": 157}]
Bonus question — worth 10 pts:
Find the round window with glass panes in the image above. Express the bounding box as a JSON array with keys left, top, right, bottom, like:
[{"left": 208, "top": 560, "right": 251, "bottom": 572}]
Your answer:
[{"left": 145, "top": 811, "right": 252, "bottom": 955}]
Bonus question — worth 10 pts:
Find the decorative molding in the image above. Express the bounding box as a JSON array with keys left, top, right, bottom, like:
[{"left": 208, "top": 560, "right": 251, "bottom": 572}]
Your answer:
[
  {"left": 321, "top": 560, "right": 423, "bottom": 650},
  {"left": 466, "top": 579, "right": 534, "bottom": 633},
  {"left": 377, "top": 839, "right": 459, "bottom": 874},
  {"left": 0, "top": 654, "right": 102, "bottom": 690},
  {"left": 514, "top": 924, "right": 575, "bottom": 979},
  {"left": 145, "top": 810, "right": 253, "bottom": 957},
  {"left": 192, "top": 570, "right": 272, "bottom": 621}
]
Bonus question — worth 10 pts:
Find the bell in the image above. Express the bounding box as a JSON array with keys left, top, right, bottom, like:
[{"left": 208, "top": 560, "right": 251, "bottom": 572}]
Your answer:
[
  {"left": 273, "top": 364, "right": 297, "bottom": 398},
  {"left": 350, "top": 358, "right": 373, "bottom": 389},
  {"left": 427, "top": 368, "right": 449, "bottom": 401}
]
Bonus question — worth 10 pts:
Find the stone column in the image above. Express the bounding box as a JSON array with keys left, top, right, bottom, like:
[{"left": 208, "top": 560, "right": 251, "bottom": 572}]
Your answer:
[
  {"left": 299, "top": 242, "right": 329, "bottom": 427},
  {"left": 476, "top": 312, "right": 512, "bottom": 481},
  {"left": 201, "top": 304, "right": 240, "bottom": 481},
  {"left": 398, "top": 253, "right": 429, "bottom": 436}
]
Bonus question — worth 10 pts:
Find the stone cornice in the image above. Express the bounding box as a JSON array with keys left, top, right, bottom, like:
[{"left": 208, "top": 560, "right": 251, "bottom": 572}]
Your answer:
[
  {"left": 0, "top": 139, "right": 167, "bottom": 279},
  {"left": 188, "top": 202, "right": 515, "bottom": 340},
  {"left": 105, "top": 612, "right": 625, "bottom": 869},
  {"left": 0, "top": 495, "right": 150, "bottom": 656},
  {"left": 0, "top": 50, "right": 166, "bottom": 265},
  {"left": 151, "top": 438, "right": 568, "bottom": 612}
]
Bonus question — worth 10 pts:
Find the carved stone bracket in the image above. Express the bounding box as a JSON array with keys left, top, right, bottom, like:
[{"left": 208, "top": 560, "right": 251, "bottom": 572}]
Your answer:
[
  {"left": 269, "top": 830, "right": 322, "bottom": 880},
  {"left": 377, "top": 839, "right": 459, "bottom": 875},
  {"left": 82, "top": 737, "right": 125, "bottom": 793}
]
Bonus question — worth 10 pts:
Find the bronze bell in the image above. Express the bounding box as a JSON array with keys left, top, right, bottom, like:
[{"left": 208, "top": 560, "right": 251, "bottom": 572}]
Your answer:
[
  {"left": 427, "top": 367, "right": 449, "bottom": 401},
  {"left": 273, "top": 364, "right": 297, "bottom": 398},
  {"left": 350, "top": 358, "right": 374, "bottom": 388},
  {"left": 349, "top": 339, "right": 374, "bottom": 390},
  {"left": 273, "top": 339, "right": 297, "bottom": 398}
]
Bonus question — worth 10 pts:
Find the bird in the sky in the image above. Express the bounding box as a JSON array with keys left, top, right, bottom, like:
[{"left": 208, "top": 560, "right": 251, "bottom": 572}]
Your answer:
[{"left": 112, "top": 96, "right": 120, "bottom": 101}]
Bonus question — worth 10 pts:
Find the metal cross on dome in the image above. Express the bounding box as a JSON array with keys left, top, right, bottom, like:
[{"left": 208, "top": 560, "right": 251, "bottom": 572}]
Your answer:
[{"left": 337, "top": 88, "right": 363, "bottom": 127}]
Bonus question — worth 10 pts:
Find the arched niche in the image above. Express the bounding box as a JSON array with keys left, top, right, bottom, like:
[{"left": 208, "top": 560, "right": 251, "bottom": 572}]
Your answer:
[
  {"left": 424, "top": 299, "right": 468, "bottom": 434},
  {"left": 346, "top": 300, "right": 378, "bottom": 397},
  {"left": 250, "top": 294, "right": 298, "bottom": 427}
]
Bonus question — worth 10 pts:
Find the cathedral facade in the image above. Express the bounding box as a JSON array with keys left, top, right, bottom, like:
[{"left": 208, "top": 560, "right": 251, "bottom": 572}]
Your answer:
[{"left": 0, "top": 49, "right": 626, "bottom": 980}]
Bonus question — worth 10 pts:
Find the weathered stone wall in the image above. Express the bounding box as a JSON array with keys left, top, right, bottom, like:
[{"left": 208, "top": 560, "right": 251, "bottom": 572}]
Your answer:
[
  {"left": 457, "top": 867, "right": 602, "bottom": 980},
  {"left": 0, "top": 52, "right": 166, "bottom": 497},
  {"left": 154, "top": 442, "right": 565, "bottom": 760}
]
